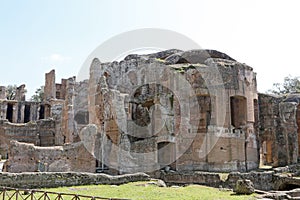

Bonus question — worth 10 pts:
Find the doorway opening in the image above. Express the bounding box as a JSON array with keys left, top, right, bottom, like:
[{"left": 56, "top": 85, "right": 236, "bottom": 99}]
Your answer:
[
  {"left": 6, "top": 103, "right": 13, "bottom": 122},
  {"left": 158, "top": 142, "right": 176, "bottom": 170},
  {"left": 39, "top": 105, "right": 45, "bottom": 120},
  {"left": 24, "top": 105, "right": 31, "bottom": 123}
]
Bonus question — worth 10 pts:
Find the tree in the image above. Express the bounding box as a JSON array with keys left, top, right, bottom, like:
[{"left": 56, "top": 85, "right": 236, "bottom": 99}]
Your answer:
[
  {"left": 31, "top": 86, "right": 45, "bottom": 102},
  {"left": 6, "top": 85, "right": 17, "bottom": 100},
  {"left": 268, "top": 75, "right": 300, "bottom": 95}
]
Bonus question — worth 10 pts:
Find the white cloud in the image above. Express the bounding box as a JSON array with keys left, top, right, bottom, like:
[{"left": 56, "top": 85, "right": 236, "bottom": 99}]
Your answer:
[{"left": 41, "top": 53, "right": 72, "bottom": 64}]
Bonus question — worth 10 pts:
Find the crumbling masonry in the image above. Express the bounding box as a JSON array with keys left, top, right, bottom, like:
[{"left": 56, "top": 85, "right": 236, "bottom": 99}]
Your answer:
[{"left": 0, "top": 49, "right": 299, "bottom": 174}]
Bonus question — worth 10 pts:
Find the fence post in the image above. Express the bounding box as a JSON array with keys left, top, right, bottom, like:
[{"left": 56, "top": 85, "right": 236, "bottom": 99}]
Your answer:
[
  {"left": 15, "top": 189, "right": 19, "bottom": 200},
  {"left": 2, "top": 188, "right": 5, "bottom": 200}
]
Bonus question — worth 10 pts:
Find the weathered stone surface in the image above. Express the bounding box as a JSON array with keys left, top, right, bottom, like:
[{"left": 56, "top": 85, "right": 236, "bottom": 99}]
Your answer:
[
  {"left": 4, "top": 48, "right": 300, "bottom": 180},
  {"left": 233, "top": 179, "right": 255, "bottom": 195},
  {"left": 165, "top": 53, "right": 190, "bottom": 65},
  {"left": 0, "top": 172, "right": 150, "bottom": 189},
  {"left": 160, "top": 171, "right": 222, "bottom": 187},
  {"left": 225, "top": 171, "right": 274, "bottom": 191},
  {"left": 3, "top": 141, "right": 96, "bottom": 173},
  {"left": 44, "top": 70, "right": 56, "bottom": 101},
  {"left": 15, "top": 84, "right": 26, "bottom": 101},
  {"left": 145, "top": 49, "right": 183, "bottom": 59},
  {"left": 0, "top": 119, "right": 56, "bottom": 158},
  {"left": 180, "top": 49, "right": 235, "bottom": 64},
  {"left": 0, "top": 86, "right": 6, "bottom": 99},
  {"left": 157, "top": 179, "right": 167, "bottom": 187},
  {"left": 154, "top": 165, "right": 300, "bottom": 191},
  {"left": 259, "top": 93, "right": 299, "bottom": 167},
  {"left": 88, "top": 49, "right": 259, "bottom": 173}
]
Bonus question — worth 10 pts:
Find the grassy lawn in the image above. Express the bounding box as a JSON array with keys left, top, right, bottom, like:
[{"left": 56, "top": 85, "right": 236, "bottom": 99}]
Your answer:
[
  {"left": 43, "top": 181, "right": 257, "bottom": 200},
  {"left": 1, "top": 180, "right": 257, "bottom": 200}
]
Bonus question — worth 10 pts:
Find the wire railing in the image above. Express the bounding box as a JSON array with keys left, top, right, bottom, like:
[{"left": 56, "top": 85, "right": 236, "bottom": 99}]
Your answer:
[{"left": 0, "top": 187, "right": 130, "bottom": 200}]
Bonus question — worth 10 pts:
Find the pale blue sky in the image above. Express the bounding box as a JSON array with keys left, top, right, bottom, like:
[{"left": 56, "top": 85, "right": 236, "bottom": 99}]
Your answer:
[{"left": 1, "top": 0, "right": 300, "bottom": 98}]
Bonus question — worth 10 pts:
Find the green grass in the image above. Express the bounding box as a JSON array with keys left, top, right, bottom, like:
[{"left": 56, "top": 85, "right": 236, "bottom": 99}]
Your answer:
[
  {"left": 44, "top": 181, "right": 256, "bottom": 200},
  {"left": 1, "top": 181, "right": 257, "bottom": 200}
]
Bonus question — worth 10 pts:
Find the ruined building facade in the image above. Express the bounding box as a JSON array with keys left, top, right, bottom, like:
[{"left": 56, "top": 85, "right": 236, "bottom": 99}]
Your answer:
[
  {"left": 258, "top": 93, "right": 300, "bottom": 167},
  {"left": 0, "top": 49, "right": 299, "bottom": 173},
  {"left": 88, "top": 49, "right": 258, "bottom": 173}
]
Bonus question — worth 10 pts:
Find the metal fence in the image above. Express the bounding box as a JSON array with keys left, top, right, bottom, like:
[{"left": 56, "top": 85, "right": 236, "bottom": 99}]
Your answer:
[{"left": 0, "top": 187, "right": 130, "bottom": 200}]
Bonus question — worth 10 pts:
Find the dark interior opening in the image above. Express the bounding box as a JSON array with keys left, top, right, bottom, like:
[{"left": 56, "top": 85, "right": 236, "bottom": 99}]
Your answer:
[
  {"left": 158, "top": 142, "right": 176, "bottom": 170},
  {"left": 6, "top": 103, "right": 13, "bottom": 122},
  {"left": 279, "top": 183, "right": 300, "bottom": 191},
  {"left": 230, "top": 96, "right": 247, "bottom": 128},
  {"left": 56, "top": 91, "right": 61, "bottom": 99},
  {"left": 95, "top": 160, "right": 109, "bottom": 173},
  {"left": 24, "top": 105, "right": 31, "bottom": 123},
  {"left": 39, "top": 105, "right": 45, "bottom": 120}
]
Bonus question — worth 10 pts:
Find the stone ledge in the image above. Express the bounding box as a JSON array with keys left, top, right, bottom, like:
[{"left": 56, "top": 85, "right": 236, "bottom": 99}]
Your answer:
[{"left": 0, "top": 172, "right": 150, "bottom": 189}]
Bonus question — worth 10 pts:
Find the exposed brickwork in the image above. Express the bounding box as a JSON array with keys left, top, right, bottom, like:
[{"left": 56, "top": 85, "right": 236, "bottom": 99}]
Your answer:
[{"left": 1, "top": 49, "right": 300, "bottom": 176}]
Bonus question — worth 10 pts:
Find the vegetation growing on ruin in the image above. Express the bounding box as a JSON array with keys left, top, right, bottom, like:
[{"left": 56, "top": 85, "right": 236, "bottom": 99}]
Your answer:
[
  {"left": 5, "top": 85, "right": 27, "bottom": 100},
  {"left": 171, "top": 65, "right": 196, "bottom": 74},
  {"left": 155, "top": 58, "right": 166, "bottom": 63}
]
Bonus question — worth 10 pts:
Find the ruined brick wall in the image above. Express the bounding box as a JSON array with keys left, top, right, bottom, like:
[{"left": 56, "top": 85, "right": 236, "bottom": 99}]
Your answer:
[
  {"left": 88, "top": 49, "right": 259, "bottom": 173},
  {"left": 74, "top": 80, "right": 89, "bottom": 138},
  {"left": 3, "top": 140, "right": 96, "bottom": 173},
  {"left": 43, "top": 69, "right": 89, "bottom": 145},
  {"left": 61, "top": 78, "right": 89, "bottom": 144},
  {"left": 259, "top": 93, "right": 299, "bottom": 167},
  {"left": 15, "top": 84, "right": 26, "bottom": 101},
  {"left": 61, "top": 77, "right": 77, "bottom": 143},
  {"left": 0, "top": 86, "right": 6, "bottom": 99},
  {"left": 44, "top": 70, "right": 56, "bottom": 101},
  {"left": 48, "top": 99, "right": 64, "bottom": 145},
  {"left": 0, "top": 119, "right": 56, "bottom": 158}
]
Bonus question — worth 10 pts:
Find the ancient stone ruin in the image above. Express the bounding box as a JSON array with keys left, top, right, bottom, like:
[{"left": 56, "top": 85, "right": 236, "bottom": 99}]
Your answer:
[{"left": 0, "top": 49, "right": 299, "bottom": 176}]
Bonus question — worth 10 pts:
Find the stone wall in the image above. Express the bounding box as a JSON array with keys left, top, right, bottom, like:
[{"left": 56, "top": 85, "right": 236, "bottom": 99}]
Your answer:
[
  {"left": 3, "top": 141, "right": 96, "bottom": 173},
  {"left": 15, "top": 84, "right": 26, "bottom": 101},
  {"left": 0, "top": 119, "right": 56, "bottom": 158},
  {"left": 43, "top": 70, "right": 89, "bottom": 145},
  {"left": 44, "top": 70, "right": 56, "bottom": 101},
  {"left": 62, "top": 77, "right": 77, "bottom": 143},
  {"left": 258, "top": 93, "right": 299, "bottom": 167},
  {"left": 74, "top": 80, "right": 89, "bottom": 133},
  {"left": 88, "top": 49, "right": 259, "bottom": 173},
  {"left": 161, "top": 171, "right": 222, "bottom": 187},
  {"left": 0, "top": 100, "right": 51, "bottom": 124},
  {"left": 225, "top": 171, "right": 274, "bottom": 191},
  {"left": 0, "top": 86, "right": 6, "bottom": 99},
  {"left": 1, "top": 168, "right": 300, "bottom": 191},
  {"left": 0, "top": 172, "right": 150, "bottom": 189},
  {"left": 160, "top": 169, "right": 300, "bottom": 191}
]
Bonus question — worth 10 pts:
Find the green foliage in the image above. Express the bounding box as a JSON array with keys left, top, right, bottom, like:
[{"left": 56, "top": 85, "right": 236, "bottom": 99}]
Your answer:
[
  {"left": 31, "top": 86, "right": 45, "bottom": 102},
  {"left": 6, "top": 85, "right": 17, "bottom": 100},
  {"left": 172, "top": 65, "right": 196, "bottom": 74},
  {"left": 5, "top": 85, "right": 27, "bottom": 100},
  {"left": 268, "top": 75, "right": 300, "bottom": 95}
]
